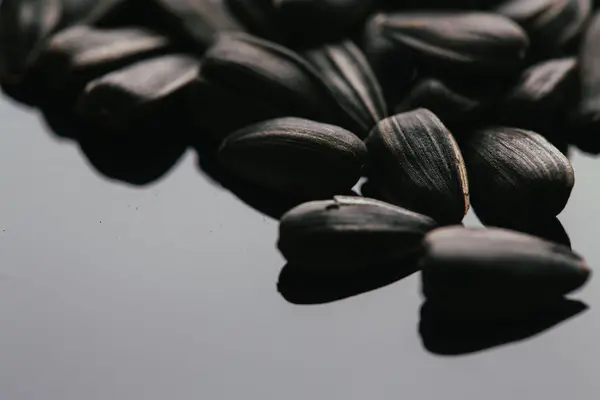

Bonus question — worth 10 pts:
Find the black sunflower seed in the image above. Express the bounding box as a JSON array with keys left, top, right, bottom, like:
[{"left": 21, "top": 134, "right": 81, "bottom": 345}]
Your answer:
[
  {"left": 496, "top": 0, "right": 592, "bottom": 55},
  {"left": 421, "top": 226, "right": 590, "bottom": 305},
  {"left": 365, "top": 108, "right": 470, "bottom": 225},
  {"left": 461, "top": 127, "right": 574, "bottom": 225},
  {"left": 76, "top": 54, "right": 200, "bottom": 136},
  {"left": 365, "top": 12, "right": 529, "bottom": 78},
  {"left": 277, "top": 195, "right": 438, "bottom": 266},
  {"left": 571, "top": 11, "right": 600, "bottom": 153},
  {"left": 36, "top": 25, "right": 173, "bottom": 103},
  {"left": 272, "top": 0, "right": 377, "bottom": 46},
  {"left": 0, "top": 0, "right": 62, "bottom": 104},
  {"left": 147, "top": 0, "right": 244, "bottom": 51},
  {"left": 302, "top": 40, "right": 387, "bottom": 138},
  {"left": 218, "top": 117, "right": 366, "bottom": 198},
  {"left": 395, "top": 78, "right": 489, "bottom": 128},
  {"left": 225, "top": 0, "right": 283, "bottom": 42},
  {"left": 201, "top": 33, "right": 368, "bottom": 135}
]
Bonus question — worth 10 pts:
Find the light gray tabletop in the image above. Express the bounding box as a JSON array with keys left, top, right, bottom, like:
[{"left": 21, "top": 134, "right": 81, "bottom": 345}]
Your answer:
[{"left": 0, "top": 95, "right": 598, "bottom": 400}]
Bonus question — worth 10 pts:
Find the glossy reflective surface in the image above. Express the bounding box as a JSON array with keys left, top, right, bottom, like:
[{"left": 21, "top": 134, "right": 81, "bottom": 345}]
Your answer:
[{"left": 0, "top": 96, "right": 598, "bottom": 399}]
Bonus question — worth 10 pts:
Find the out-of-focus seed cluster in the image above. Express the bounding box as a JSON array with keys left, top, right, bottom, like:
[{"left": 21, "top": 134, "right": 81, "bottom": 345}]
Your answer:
[{"left": 0, "top": 0, "right": 596, "bottom": 351}]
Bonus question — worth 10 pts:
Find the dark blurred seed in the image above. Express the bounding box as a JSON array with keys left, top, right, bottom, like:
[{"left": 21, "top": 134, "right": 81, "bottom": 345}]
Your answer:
[
  {"left": 365, "top": 109, "right": 470, "bottom": 225},
  {"left": 272, "top": 0, "right": 377, "bottom": 45},
  {"left": 59, "top": 0, "right": 100, "bottom": 22},
  {"left": 381, "top": 0, "right": 505, "bottom": 9},
  {"left": 359, "top": 178, "right": 384, "bottom": 198},
  {"left": 461, "top": 127, "right": 574, "bottom": 225},
  {"left": 187, "top": 68, "right": 282, "bottom": 143},
  {"left": 36, "top": 26, "right": 172, "bottom": 103},
  {"left": 496, "top": 0, "right": 591, "bottom": 54},
  {"left": 278, "top": 196, "right": 438, "bottom": 266},
  {"left": 201, "top": 33, "right": 329, "bottom": 123},
  {"left": 494, "top": 57, "right": 577, "bottom": 151},
  {"left": 218, "top": 118, "right": 366, "bottom": 198},
  {"left": 303, "top": 40, "right": 387, "bottom": 138},
  {"left": 419, "top": 299, "right": 588, "bottom": 356},
  {"left": 78, "top": 131, "right": 187, "bottom": 186},
  {"left": 58, "top": 0, "right": 126, "bottom": 27},
  {"left": 77, "top": 0, "right": 142, "bottom": 27},
  {"left": 225, "top": 0, "right": 282, "bottom": 41},
  {"left": 148, "top": 0, "right": 244, "bottom": 50},
  {"left": 365, "top": 12, "right": 529, "bottom": 77},
  {"left": 395, "top": 78, "right": 487, "bottom": 128},
  {"left": 0, "top": 0, "right": 61, "bottom": 104},
  {"left": 362, "top": 13, "right": 417, "bottom": 106},
  {"left": 278, "top": 258, "right": 420, "bottom": 305},
  {"left": 504, "top": 57, "right": 578, "bottom": 111},
  {"left": 498, "top": 57, "right": 578, "bottom": 121},
  {"left": 76, "top": 54, "right": 200, "bottom": 136},
  {"left": 571, "top": 11, "right": 600, "bottom": 153},
  {"left": 421, "top": 227, "right": 590, "bottom": 305},
  {"left": 482, "top": 217, "right": 572, "bottom": 248},
  {"left": 40, "top": 101, "right": 186, "bottom": 184},
  {"left": 202, "top": 33, "right": 361, "bottom": 133}
]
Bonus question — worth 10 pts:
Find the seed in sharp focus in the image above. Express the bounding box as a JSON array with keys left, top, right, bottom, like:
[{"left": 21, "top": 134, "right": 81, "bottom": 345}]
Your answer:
[
  {"left": 571, "top": 11, "right": 600, "bottom": 153},
  {"left": 495, "top": 0, "right": 591, "bottom": 53},
  {"left": 461, "top": 127, "right": 574, "bottom": 227},
  {"left": 368, "top": 12, "right": 529, "bottom": 76},
  {"left": 395, "top": 78, "right": 486, "bottom": 127},
  {"left": 201, "top": 33, "right": 357, "bottom": 133},
  {"left": 0, "top": 0, "right": 61, "bottom": 103},
  {"left": 218, "top": 117, "right": 366, "bottom": 198},
  {"left": 76, "top": 54, "right": 200, "bottom": 135},
  {"left": 148, "top": 0, "right": 244, "bottom": 50},
  {"left": 365, "top": 108, "right": 469, "bottom": 225},
  {"left": 420, "top": 226, "right": 590, "bottom": 305},
  {"left": 277, "top": 196, "right": 438, "bottom": 267},
  {"left": 36, "top": 25, "right": 172, "bottom": 103},
  {"left": 302, "top": 40, "right": 388, "bottom": 139}
]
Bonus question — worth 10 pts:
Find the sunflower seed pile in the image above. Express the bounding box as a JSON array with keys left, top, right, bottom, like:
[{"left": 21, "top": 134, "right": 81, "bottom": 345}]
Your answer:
[{"left": 0, "top": 0, "right": 596, "bottom": 318}]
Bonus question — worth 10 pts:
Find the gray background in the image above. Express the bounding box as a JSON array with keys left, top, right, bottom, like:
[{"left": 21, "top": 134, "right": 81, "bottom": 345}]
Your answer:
[{"left": 0, "top": 95, "right": 597, "bottom": 400}]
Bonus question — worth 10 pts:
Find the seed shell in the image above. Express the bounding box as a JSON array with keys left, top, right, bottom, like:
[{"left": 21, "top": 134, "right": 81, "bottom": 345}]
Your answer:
[
  {"left": 496, "top": 0, "right": 592, "bottom": 53},
  {"left": 395, "top": 78, "right": 485, "bottom": 127},
  {"left": 148, "top": 0, "right": 244, "bottom": 50},
  {"left": 218, "top": 117, "right": 366, "bottom": 198},
  {"left": 365, "top": 108, "right": 470, "bottom": 225},
  {"left": 0, "top": 0, "right": 61, "bottom": 103},
  {"left": 273, "top": 0, "right": 377, "bottom": 45},
  {"left": 77, "top": 54, "right": 200, "bottom": 135},
  {"left": 421, "top": 226, "right": 590, "bottom": 303},
  {"left": 500, "top": 57, "right": 578, "bottom": 115},
  {"left": 278, "top": 195, "right": 438, "bottom": 266},
  {"left": 303, "top": 40, "right": 387, "bottom": 138},
  {"left": 37, "top": 26, "right": 172, "bottom": 102},
  {"left": 367, "top": 12, "right": 529, "bottom": 76},
  {"left": 461, "top": 127, "right": 574, "bottom": 225},
  {"left": 225, "top": 0, "right": 283, "bottom": 41},
  {"left": 571, "top": 11, "right": 600, "bottom": 153},
  {"left": 202, "top": 33, "right": 363, "bottom": 134}
]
